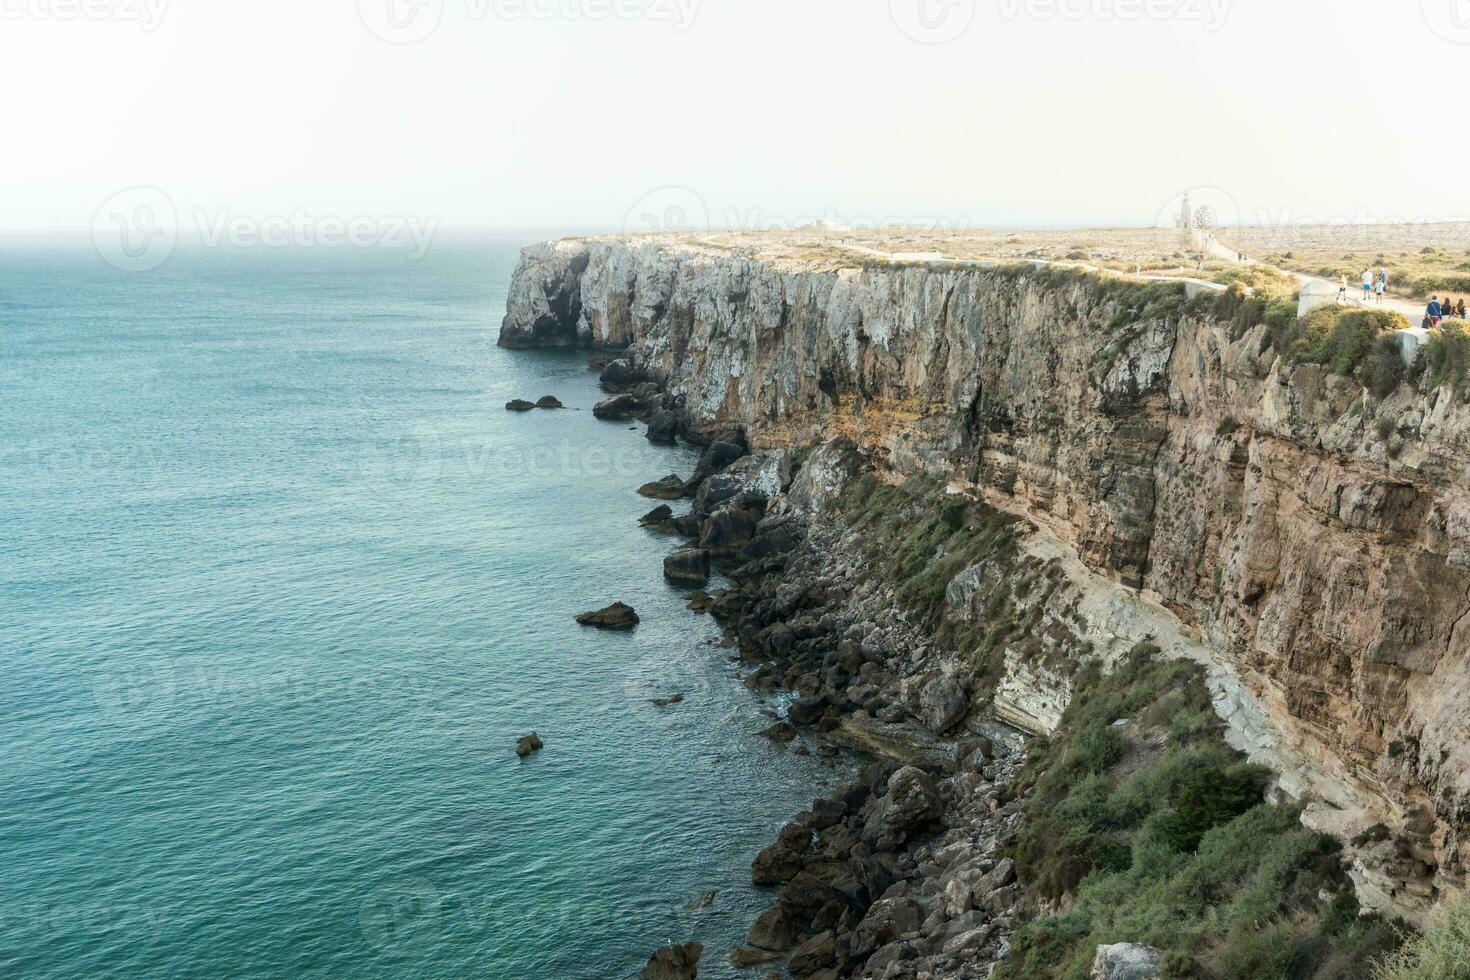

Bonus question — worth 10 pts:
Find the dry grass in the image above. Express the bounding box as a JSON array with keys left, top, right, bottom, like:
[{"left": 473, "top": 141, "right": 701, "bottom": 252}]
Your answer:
[{"left": 1372, "top": 891, "right": 1470, "bottom": 980}]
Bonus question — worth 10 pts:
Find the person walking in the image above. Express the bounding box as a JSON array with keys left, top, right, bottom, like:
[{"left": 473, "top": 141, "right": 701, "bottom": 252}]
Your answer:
[
  {"left": 1428, "top": 296, "right": 1444, "bottom": 326},
  {"left": 1339, "top": 274, "right": 1349, "bottom": 304},
  {"left": 1374, "top": 276, "right": 1386, "bottom": 304},
  {"left": 1362, "top": 269, "right": 1374, "bottom": 303},
  {"left": 1458, "top": 299, "right": 1468, "bottom": 320}
]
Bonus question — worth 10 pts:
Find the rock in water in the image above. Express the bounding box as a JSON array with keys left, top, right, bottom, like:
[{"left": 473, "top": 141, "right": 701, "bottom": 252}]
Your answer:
[
  {"left": 599, "top": 358, "right": 641, "bottom": 392},
  {"left": 646, "top": 408, "right": 679, "bottom": 444},
  {"left": 593, "top": 393, "right": 650, "bottom": 421},
  {"left": 664, "top": 549, "right": 711, "bottom": 586},
  {"left": 639, "top": 475, "right": 687, "bottom": 500},
  {"left": 1091, "top": 943, "right": 1164, "bottom": 980},
  {"left": 640, "top": 942, "right": 702, "bottom": 980},
  {"left": 535, "top": 395, "right": 564, "bottom": 409},
  {"left": 683, "top": 889, "right": 716, "bottom": 910},
  {"left": 640, "top": 504, "right": 674, "bottom": 525},
  {"left": 505, "top": 399, "right": 536, "bottom": 412},
  {"left": 575, "top": 603, "right": 640, "bottom": 630},
  {"left": 515, "top": 733, "right": 543, "bottom": 757}
]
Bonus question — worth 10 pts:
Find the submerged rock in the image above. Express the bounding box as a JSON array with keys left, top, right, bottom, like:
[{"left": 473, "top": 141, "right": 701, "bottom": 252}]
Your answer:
[
  {"left": 575, "top": 603, "right": 640, "bottom": 630},
  {"left": 505, "top": 399, "right": 536, "bottom": 412},
  {"left": 640, "top": 942, "right": 702, "bottom": 980},
  {"left": 684, "top": 889, "right": 717, "bottom": 911},
  {"left": 515, "top": 733, "right": 543, "bottom": 757}
]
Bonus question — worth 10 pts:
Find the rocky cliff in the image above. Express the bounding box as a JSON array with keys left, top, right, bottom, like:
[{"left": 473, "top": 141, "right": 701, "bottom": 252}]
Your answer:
[{"left": 499, "top": 235, "right": 1470, "bottom": 921}]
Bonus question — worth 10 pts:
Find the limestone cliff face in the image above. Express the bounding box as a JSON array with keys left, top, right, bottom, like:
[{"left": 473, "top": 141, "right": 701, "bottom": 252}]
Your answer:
[{"left": 499, "top": 236, "right": 1470, "bottom": 918}]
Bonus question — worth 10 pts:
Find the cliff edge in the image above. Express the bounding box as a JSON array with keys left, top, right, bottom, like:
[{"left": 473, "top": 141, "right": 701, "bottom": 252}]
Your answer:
[{"left": 500, "top": 234, "right": 1470, "bottom": 921}]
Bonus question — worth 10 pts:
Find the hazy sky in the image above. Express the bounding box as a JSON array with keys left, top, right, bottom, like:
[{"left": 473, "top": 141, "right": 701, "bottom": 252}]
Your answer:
[{"left": 4, "top": 0, "right": 1468, "bottom": 238}]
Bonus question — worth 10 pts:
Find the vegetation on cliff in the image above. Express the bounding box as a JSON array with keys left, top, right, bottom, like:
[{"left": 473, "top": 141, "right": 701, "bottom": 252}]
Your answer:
[
  {"left": 995, "top": 647, "right": 1398, "bottom": 980},
  {"left": 833, "top": 475, "right": 1030, "bottom": 695},
  {"left": 1372, "top": 891, "right": 1470, "bottom": 979}
]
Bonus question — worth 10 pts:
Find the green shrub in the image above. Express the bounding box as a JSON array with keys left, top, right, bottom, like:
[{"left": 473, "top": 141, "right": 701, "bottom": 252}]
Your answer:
[
  {"left": 1293, "top": 307, "right": 1408, "bottom": 376},
  {"left": 997, "top": 648, "right": 1395, "bottom": 980},
  {"left": 1372, "top": 890, "right": 1470, "bottom": 980},
  {"left": 1366, "top": 336, "right": 1408, "bottom": 399},
  {"left": 1151, "top": 764, "right": 1266, "bottom": 852},
  {"left": 1427, "top": 321, "right": 1470, "bottom": 388}
]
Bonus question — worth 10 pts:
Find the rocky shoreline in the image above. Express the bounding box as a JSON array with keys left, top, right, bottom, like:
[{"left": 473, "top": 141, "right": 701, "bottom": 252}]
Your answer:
[{"left": 584, "top": 353, "right": 1033, "bottom": 979}]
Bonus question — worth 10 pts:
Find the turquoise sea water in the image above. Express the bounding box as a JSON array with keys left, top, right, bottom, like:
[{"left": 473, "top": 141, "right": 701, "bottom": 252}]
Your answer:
[{"left": 0, "top": 243, "right": 840, "bottom": 979}]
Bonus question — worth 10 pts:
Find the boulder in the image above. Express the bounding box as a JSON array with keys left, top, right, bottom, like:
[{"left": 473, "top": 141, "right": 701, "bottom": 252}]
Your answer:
[
  {"left": 752, "top": 842, "right": 804, "bottom": 885},
  {"left": 640, "top": 504, "right": 675, "bottom": 526},
  {"left": 689, "top": 437, "right": 748, "bottom": 486},
  {"left": 788, "top": 930, "right": 837, "bottom": 976},
  {"left": 534, "top": 395, "right": 564, "bottom": 409},
  {"left": 664, "top": 549, "right": 712, "bottom": 585},
  {"left": 515, "top": 733, "right": 543, "bottom": 757},
  {"left": 505, "top": 399, "right": 536, "bottom": 412},
  {"left": 746, "top": 903, "right": 801, "bottom": 951},
  {"left": 593, "top": 393, "right": 651, "bottom": 421},
  {"left": 575, "top": 603, "right": 639, "bottom": 630},
  {"left": 874, "top": 766, "right": 941, "bottom": 842},
  {"left": 787, "top": 696, "right": 830, "bottom": 727},
  {"left": 599, "top": 358, "right": 641, "bottom": 392},
  {"left": 729, "top": 947, "right": 783, "bottom": 968},
  {"left": 640, "top": 942, "right": 702, "bottom": 980},
  {"left": 1090, "top": 943, "right": 1164, "bottom": 980},
  {"left": 737, "top": 516, "right": 803, "bottom": 562},
  {"left": 692, "top": 452, "right": 792, "bottom": 516},
  {"left": 760, "top": 721, "right": 798, "bottom": 743},
  {"left": 699, "top": 503, "right": 759, "bottom": 556},
  {"left": 786, "top": 438, "right": 864, "bottom": 513},
  {"left": 646, "top": 408, "right": 679, "bottom": 444},
  {"left": 918, "top": 675, "right": 969, "bottom": 734},
  {"left": 639, "top": 475, "right": 688, "bottom": 500},
  {"left": 955, "top": 736, "right": 995, "bottom": 770},
  {"left": 850, "top": 897, "right": 926, "bottom": 957}
]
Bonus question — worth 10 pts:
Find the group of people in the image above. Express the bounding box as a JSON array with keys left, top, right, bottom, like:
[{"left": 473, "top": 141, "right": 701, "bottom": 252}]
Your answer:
[
  {"left": 1339, "top": 268, "right": 1390, "bottom": 304},
  {"left": 1427, "top": 295, "right": 1468, "bottom": 327},
  {"left": 1332, "top": 268, "right": 1467, "bottom": 327}
]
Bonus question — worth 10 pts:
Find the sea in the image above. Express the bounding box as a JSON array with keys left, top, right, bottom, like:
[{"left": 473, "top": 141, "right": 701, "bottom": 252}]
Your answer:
[{"left": 0, "top": 240, "right": 842, "bottom": 979}]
